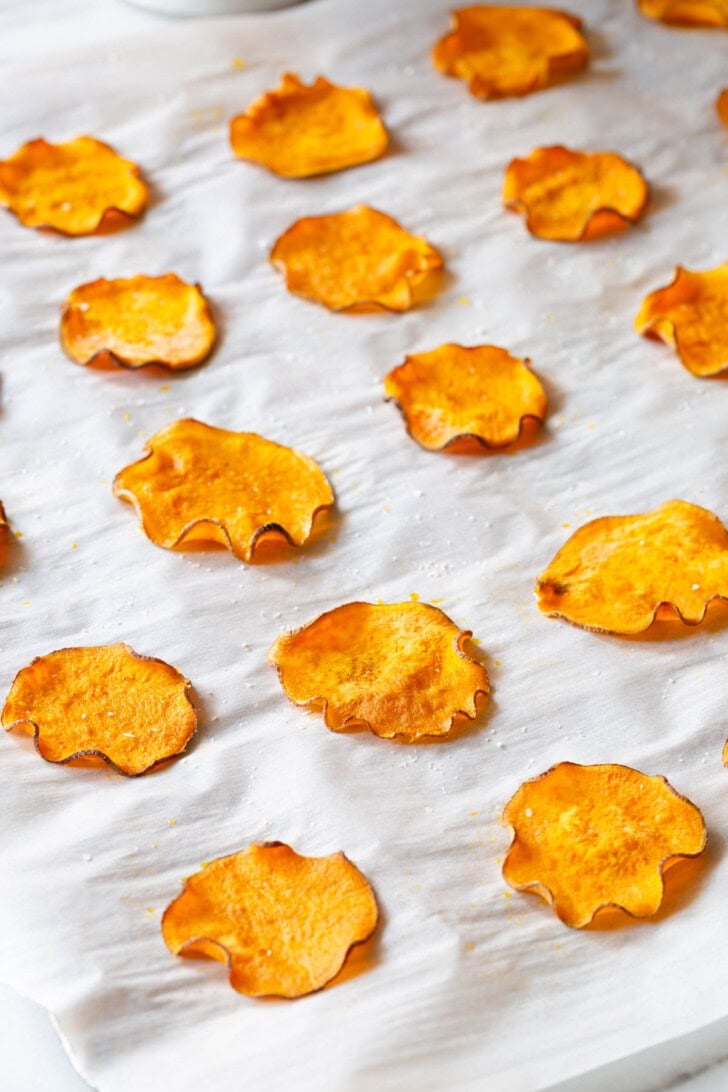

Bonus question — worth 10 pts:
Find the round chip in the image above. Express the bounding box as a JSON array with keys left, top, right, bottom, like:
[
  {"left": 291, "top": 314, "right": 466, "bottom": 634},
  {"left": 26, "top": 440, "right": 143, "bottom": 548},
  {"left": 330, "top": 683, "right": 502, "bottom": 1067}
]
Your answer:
[
  {"left": 635, "top": 263, "right": 728, "bottom": 377},
  {"left": 230, "top": 73, "right": 388, "bottom": 178},
  {"left": 717, "top": 87, "right": 728, "bottom": 125},
  {"left": 637, "top": 0, "right": 728, "bottom": 26},
  {"left": 503, "top": 145, "right": 648, "bottom": 242},
  {"left": 114, "top": 418, "right": 334, "bottom": 563},
  {"left": 162, "top": 842, "right": 379, "bottom": 998},
  {"left": 536, "top": 499, "right": 728, "bottom": 635},
  {"left": 269, "top": 601, "right": 489, "bottom": 741},
  {"left": 502, "top": 762, "right": 707, "bottom": 928},
  {"left": 0, "top": 136, "right": 147, "bottom": 235},
  {"left": 2, "top": 644, "right": 196, "bottom": 776},
  {"left": 270, "top": 205, "right": 444, "bottom": 312},
  {"left": 432, "top": 5, "right": 589, "bottom": 100},
  {"left": 60, "top": 274, "right": 216, "bottom": 372},
  {"left": 384, "top": 343, "right": 547, "bottom": 451}
]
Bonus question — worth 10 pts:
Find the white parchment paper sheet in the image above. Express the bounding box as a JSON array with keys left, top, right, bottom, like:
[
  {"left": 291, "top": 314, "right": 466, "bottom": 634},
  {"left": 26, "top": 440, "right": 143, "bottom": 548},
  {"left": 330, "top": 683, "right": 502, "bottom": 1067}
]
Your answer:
[{"left": 1, "top": 0, "right": 728, "bottom": 1088}]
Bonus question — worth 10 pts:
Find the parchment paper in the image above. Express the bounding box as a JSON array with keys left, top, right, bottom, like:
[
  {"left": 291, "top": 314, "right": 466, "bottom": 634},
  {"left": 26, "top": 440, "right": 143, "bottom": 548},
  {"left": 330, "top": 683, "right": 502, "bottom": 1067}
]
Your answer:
[{"left": 1, "top": 1, "right": 728, "bottom": 1088}]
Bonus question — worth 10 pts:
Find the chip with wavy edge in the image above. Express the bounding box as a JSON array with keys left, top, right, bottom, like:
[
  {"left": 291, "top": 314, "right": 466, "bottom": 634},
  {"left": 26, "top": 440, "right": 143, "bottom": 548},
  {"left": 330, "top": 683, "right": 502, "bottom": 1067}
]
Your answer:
[
  {"left": 269, "top": 601, "right": 489, "bottom": 741},
  {"left": 385, "top": 343, "right": 547, "bottom": 451},
  {"left": 162, "top": 842, "right": 378, "bottom": 998},
  {"left": 270, "top": 205, "right": 443, "bottom": 312},
  {"left": 0, "top": 136, "right": 147, "bottom": 235},
  {"left": 60, "top": 274, "right": 216, "bottom": 371},
  {"left": 1, "top": 643, "right": 196, "bottom": 776},
  {"left": 718, "top": 88, "right": 728, "bottom": 125},
  {"left": 502, "top": 762, "right": 707, "bottom": 928},
  {"left": 230, "top": 73, "right": 388, "bottom": 178},
  {"left": 432, "top": 5, "right": 588, "bottom": 99},
  {"left": 536, "top": 499, "right": 728, "bottom": 634},
  {"left": 114, "top": 418, "right": 334, "bottom": 562},
  {"left": 635, "top": 263, "right": 728, "bottom": 377},
  {"left": 638, "top": 0, "right": 728, "bottom": 26},
  {"left": 503, "top": 145, "right": 648, "bottom": 242}
]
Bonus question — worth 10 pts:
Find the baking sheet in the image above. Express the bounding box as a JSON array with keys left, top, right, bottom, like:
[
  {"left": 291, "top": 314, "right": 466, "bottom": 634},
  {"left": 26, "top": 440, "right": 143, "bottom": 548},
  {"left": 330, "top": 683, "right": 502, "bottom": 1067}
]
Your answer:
[{"left": 1, "top": 1, "right": 728, "bottom": 1088}]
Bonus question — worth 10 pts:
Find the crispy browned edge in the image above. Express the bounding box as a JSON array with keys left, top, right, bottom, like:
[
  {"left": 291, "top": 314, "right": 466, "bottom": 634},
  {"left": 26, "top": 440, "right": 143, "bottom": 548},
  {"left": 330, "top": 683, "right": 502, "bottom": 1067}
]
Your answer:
[
  {"left": 269, "top": 206, "right": 444, "bottom": 313},
  {"left": 112, "top": 419, "right": 336, "bottom": 562},
  {"left": 636, "top": 265, "right": 728, "bottom": 378},
  {"left": 161, "top": 841, "right": 380, "bottom": 999},
  {"left": 59, "top": 278, "right": 217, "bottom": 372},
  {"left": 229, "top": 74, "right": 389, "bottom": 179},
  {"left": 268, "top": 600, "right": 490, "bottom": 741},
  {"left": 1, "top": 643, "right": 197, "bottom": 777},
  {"left": 501, "top": 760, "right": 708, "bottom": 927},
  {"left": 504, "top": 147, "right": 649, "bottom": 242},
  {"left": 432, "top": 9, "right": 588, "bottom": 100},
  {"left": 384, "top": 345, "right": 547, "bottom": 452},
  {"left": 0, "top": 137, "right": 147, "bottom": 237}
]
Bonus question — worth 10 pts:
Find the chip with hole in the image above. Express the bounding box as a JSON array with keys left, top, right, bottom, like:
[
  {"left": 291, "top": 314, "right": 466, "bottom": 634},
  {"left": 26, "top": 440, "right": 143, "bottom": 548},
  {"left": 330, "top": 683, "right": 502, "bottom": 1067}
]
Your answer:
[
  {"left": 2, "top": 643, "right": 196, "bottom": 776},
  {"left": 536, "top": 499, "right": 728, "bottom": 634},
  {"left": 230, "top": 73, "right": 388, "bottom": 178},
  {"left": 717, "top": 87, "right": 728, "bottom": 125},
  {"left": 637, "top": 0, "right": 728, "bottom": 26},
  {"left": 384, "top": 343, "right": 547, "bottom": 451},
  {"left": 269, "top": 600, "right": 489, "bottom": 741},
  {"left": 0, "top": 136, "right": 147, "bottom": 235},
  {"left": 503, "top": 762, "right": 707, "bottom": 927},
  {"left": 270, "top": 205, "right": 443, "bottom": 312},
  {"left": 60, "top": 274, "right": 216, "bottom": 372},
  {"left": 635, "top": 263, "right": 728, "bottom": 377},
  {"left": 503, "top": 145, "right": 648, "bottom": 241},
  {"left": 114, "top": 418, "right": 334, "bottom": 562},
  {"left": 432, "top": 5, "right": 589, "bottom": 99},
  {"left": 162, "top": 842, "right": 378, "bottom": 997}
]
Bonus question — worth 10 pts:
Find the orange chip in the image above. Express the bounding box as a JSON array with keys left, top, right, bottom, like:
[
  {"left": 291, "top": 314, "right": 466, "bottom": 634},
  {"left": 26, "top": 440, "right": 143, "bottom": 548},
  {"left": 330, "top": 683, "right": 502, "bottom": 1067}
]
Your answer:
[
  {"left": 503, "top": 145, "right": 648, "bottom": 242},
  {"left": 432, "top": 5, "right": 589, "bottom": 100},
  {"left": 0, "top": 502, "right": 10, "bottom": 566},
  {"left": 635, "top": 263, "right": 728, "bottom": 377},
  {"left": 637, "top": 0, "right": 728, "bottom": 26},
  {"left": 384, "top": 343, "right": 547, "bottom": 451},
  {"left": 269, "top": 601, "right": 489, "bottom": 741},
  {"left": 503, "top": 762, "right": 707, "bottom": 928},
  {"left": 717, "top": 87, "right": 728, "bottom": 125},
  {"left": 536, "top": 499, "right": 728, "bottom": 635},
  {"left": 114, "top": 418, "right": 334, "bottom": 562},
  {"left": 2, "top": 643, "right": 196, "bottom": 776},
  {"left": 230, "top": 73, "right": 388, "bottom": 178},
  {"left": 60, "top": 274, "right": 216, "bottom": 372},
  {"left": 0, "top": 137, "right": 147, "bottom": 235},
  {"left": 162, "top": 842, "right": 378, "bottom": 998},
  {"left": 270, "top": 205, "right": 444, "bottom": 312}
]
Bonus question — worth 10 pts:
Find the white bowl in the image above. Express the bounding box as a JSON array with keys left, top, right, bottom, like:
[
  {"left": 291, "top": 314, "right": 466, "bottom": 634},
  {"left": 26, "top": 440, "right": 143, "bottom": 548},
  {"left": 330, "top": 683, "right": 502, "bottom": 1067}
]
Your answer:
[{"left": 124, "top": 0, "right": 307, "bottom": 14}]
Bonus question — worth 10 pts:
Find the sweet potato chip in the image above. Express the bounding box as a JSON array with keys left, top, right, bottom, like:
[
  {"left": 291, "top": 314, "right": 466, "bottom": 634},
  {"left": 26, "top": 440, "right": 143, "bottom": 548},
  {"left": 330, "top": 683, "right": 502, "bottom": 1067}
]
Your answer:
[
  {"left": 162, "top": 842, "right": 378, "bottom": 998},
  {"left": 635, "top": 263, "right": 728, "bottom": 377},
  {"left": 114, "top": 418, "right": 333, "bottom": 562},
  {"left": 0, "top": 137, "right": 147, "bottom": 235},
  {"left": 503, "top": 762, "right": 707, "bottom": 927},
  {"left": 270, "top": 205, "right": 443, "bottom": 312},
  {"left": 2, "top": 643, "right": 196, "bottom": 776},
  {"left": 384, "top": 343, "right": 547, "bottom": 451},
  {"left": 60, "top": 274, "right": 216, "bottom": 372},
  {"left": 230, "top": 73, "right": 388, "bottom": 178},
  {"left": 637, "top": 0, "right": 728, "bottom": 26},
  {"left": 432, "top": 5, "right": 589, "bottom": 99},
  {"left": 269, "top": 601, "right": 489, "bottom": 741},
  {"left": 503, "top": 146, "right": 648, "bottom": 241},
  {"left": 717, "top": 88, "right": 728, "bottom": 125},
  {"left": 536, "top": 499, "right": 728, "bottom": 634}
]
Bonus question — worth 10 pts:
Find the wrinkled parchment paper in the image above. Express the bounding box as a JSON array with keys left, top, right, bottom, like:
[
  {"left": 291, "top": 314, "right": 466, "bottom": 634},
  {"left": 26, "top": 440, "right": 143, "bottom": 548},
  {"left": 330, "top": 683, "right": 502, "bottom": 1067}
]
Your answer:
[{"left": 1, "top": 1, "right": 728, "bottom": 1088}]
